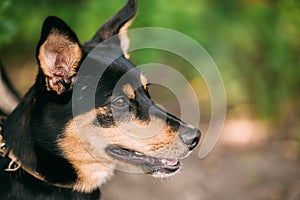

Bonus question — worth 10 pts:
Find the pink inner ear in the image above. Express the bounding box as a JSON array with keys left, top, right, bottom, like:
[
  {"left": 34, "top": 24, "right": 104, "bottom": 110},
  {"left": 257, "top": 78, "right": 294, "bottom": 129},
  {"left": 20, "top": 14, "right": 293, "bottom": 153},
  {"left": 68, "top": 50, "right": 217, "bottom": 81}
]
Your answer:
[
  {"left": 55, "top": 53, "right": 71, "bottom": 68},
  {"left": 53, "top": 54, "right": 70, "bottom": 77},
  {"left": 54, "top": 54, "right": 64, "bottom": 67},
  {"left": 53, "top": 66, "right": 67, "bottom": 78}
]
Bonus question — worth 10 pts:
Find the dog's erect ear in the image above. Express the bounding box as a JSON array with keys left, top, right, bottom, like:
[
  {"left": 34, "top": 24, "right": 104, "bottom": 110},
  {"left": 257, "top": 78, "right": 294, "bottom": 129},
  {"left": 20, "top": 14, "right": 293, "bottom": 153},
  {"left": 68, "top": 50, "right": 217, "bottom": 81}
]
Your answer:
[
  {"left": 36, "top": 16, "right": 82, "bottom": 95},
  {"left": 85, "top": 0, "right": 137, "bottom": 59}
]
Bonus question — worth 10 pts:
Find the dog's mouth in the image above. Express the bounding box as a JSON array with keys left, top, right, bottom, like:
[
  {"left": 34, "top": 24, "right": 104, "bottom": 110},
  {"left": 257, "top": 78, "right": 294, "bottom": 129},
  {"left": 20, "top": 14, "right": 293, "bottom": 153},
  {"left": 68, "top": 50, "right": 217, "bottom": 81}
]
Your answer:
[{"left": 105, "top": 145, "right": 180, "bottom": 176}]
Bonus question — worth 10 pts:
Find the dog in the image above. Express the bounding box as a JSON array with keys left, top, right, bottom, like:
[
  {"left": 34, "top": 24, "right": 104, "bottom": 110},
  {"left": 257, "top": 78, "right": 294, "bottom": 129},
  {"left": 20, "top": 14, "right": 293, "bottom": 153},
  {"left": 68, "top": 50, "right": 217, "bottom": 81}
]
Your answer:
[{"left": 0, "top": 0, "right": 201, "bottom": 199}]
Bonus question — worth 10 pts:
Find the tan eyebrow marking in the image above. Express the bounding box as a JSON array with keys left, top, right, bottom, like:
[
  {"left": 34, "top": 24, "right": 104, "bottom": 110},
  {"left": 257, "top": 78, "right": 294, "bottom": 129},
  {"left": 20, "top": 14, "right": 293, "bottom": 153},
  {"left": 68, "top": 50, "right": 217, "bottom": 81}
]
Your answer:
[
  {"left": 140, "top": 74, "right": 148, "bottom": 90},
  {"left": 123, "top": 84, "right": 135, "bottom": 99}
]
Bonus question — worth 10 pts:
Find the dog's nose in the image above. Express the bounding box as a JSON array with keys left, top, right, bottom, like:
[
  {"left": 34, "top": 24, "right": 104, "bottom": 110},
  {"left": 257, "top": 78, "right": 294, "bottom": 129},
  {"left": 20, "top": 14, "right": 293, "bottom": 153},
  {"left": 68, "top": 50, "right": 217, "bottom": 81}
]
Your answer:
[{"left": 180, "top": 128, "right": 201, "bottom": 150}]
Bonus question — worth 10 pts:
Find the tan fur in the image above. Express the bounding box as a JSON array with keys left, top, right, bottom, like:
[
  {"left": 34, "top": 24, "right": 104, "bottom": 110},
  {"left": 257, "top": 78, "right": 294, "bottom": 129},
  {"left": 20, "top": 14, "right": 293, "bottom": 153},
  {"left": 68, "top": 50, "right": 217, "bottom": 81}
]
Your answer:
[
  {"left": 59, "top": 107, "right": 188, "bottom": 188},
  {"left": 58, "top": 110, "right": 115, "bottom": 193},
  {"left": 38, "top": 29, "right": 82, "bottom": 94},
  {"left": 96, "top": 107, "right": 111, "bottom": 115},
  {"left": 59, "top": 100, "right": 190, "bottom": 192},
  {"left": 118, "top": 17, "right": 135, "bottom": 59},
  {"left": 140, "top": 74, "right": 148, "bottom": 90},
  {"left": 122, "top": 84, "right": 135, "bottom": 99}
]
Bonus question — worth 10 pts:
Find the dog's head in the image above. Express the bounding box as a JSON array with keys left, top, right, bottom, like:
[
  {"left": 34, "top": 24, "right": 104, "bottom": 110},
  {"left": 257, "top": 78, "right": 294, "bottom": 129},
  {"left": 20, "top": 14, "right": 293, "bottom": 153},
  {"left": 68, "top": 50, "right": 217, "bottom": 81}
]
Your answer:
[{"left": 34, "top": 0, "right": 200, "bottom": 192}]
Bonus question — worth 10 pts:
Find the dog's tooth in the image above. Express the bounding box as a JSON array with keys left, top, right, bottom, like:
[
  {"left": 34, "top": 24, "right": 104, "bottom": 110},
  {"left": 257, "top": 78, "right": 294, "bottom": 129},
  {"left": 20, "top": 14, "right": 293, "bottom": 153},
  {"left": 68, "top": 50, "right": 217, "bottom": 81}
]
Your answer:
[
  {"left": 161, "top": 159, "right": 167, "bottom": 165},
  {"left": 134, "top": 151, "right": 143, "bottom": 156}
]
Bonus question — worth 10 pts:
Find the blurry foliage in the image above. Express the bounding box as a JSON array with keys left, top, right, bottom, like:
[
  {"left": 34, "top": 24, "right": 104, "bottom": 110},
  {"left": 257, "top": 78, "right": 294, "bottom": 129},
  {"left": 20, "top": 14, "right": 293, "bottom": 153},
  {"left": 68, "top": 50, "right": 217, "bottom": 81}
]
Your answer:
[
  {"left": 0, "top": 0, "right": 299, "bottom": 119},
  {"left": 0, "top": 0, "right": 16, "bottom": 46}
]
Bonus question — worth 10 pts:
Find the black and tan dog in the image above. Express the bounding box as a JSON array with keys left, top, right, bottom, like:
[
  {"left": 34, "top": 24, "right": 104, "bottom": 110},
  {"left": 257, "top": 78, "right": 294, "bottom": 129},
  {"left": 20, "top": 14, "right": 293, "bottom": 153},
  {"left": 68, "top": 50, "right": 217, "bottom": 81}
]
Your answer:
[{"left": 0, "top": 0, "right": 200, "bottom": 199}]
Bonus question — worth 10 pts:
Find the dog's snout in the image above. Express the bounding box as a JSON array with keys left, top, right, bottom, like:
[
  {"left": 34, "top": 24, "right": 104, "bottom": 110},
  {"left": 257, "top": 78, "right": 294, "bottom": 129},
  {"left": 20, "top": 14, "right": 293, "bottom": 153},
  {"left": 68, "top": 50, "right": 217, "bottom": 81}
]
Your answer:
[{"left": 180, "top": 128, "right": 201, "bottom": 150}]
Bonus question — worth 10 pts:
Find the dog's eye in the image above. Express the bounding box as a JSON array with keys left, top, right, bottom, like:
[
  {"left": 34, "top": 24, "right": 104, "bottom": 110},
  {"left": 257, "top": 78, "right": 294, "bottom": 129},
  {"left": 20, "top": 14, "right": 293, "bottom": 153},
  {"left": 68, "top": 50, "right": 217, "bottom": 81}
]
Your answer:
[{"left": 112, "top": 96, "right": 128, "bottom": 108}]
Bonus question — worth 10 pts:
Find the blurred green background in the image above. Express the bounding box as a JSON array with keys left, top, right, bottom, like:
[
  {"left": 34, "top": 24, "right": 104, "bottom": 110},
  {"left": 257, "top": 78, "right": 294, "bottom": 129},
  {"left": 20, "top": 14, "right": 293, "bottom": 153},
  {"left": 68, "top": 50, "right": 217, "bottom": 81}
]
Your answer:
[
  {"left": 1, "top": 0, "right": 299, "bottom": 118},
  {"left": 0, "top": 0, "right": 300, "bottom": 199}
]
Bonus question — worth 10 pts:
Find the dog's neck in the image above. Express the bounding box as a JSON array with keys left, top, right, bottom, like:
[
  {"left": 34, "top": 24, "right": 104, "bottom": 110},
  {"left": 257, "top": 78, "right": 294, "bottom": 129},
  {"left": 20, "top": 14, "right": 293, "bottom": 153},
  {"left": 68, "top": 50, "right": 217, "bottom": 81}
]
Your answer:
[
  {"left": 3, "top": 86, "right": 38, "bottom": 169},
  {"left": 2, "top": 85, "right": 79, "bottom": 187}
]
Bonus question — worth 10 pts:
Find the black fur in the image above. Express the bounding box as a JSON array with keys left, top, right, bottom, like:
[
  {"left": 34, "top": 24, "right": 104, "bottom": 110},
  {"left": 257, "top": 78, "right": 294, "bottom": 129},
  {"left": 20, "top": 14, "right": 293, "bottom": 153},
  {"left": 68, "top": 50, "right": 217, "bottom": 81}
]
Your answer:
[
  {"left": 0, "top": 173, "right": 101, "bottom": 200},
  {"left": 0, "top": 1, "right": 139, "bottom": 199},
  {"left": 0, "top": 0, "right": 200, "bottom": 199}
]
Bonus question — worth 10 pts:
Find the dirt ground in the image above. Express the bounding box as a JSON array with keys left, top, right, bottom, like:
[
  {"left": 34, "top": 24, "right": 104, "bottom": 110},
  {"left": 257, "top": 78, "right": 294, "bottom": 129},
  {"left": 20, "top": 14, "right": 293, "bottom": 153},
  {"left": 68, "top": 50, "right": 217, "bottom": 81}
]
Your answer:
[{"left": 101, "top": 119, "right": 300, "bottom": 200}]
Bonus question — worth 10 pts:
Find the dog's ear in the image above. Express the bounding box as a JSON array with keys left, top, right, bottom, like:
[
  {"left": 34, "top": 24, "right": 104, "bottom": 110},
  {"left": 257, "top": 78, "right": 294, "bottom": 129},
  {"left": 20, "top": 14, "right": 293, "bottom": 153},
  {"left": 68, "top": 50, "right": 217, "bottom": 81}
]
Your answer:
[
  {"left": 85, "top": 0, "right": 137, "bottom": 59},
  {"left": 36, "top": 16, "right": 82, "bottom": 95}
]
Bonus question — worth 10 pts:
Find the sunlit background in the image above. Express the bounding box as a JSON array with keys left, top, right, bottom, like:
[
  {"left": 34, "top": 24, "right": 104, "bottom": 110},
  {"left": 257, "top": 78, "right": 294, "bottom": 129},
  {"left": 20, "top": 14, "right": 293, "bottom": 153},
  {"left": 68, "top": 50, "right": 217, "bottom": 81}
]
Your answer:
[{"left": 1, "top": 0, "right": 299, "bottom": 199}]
